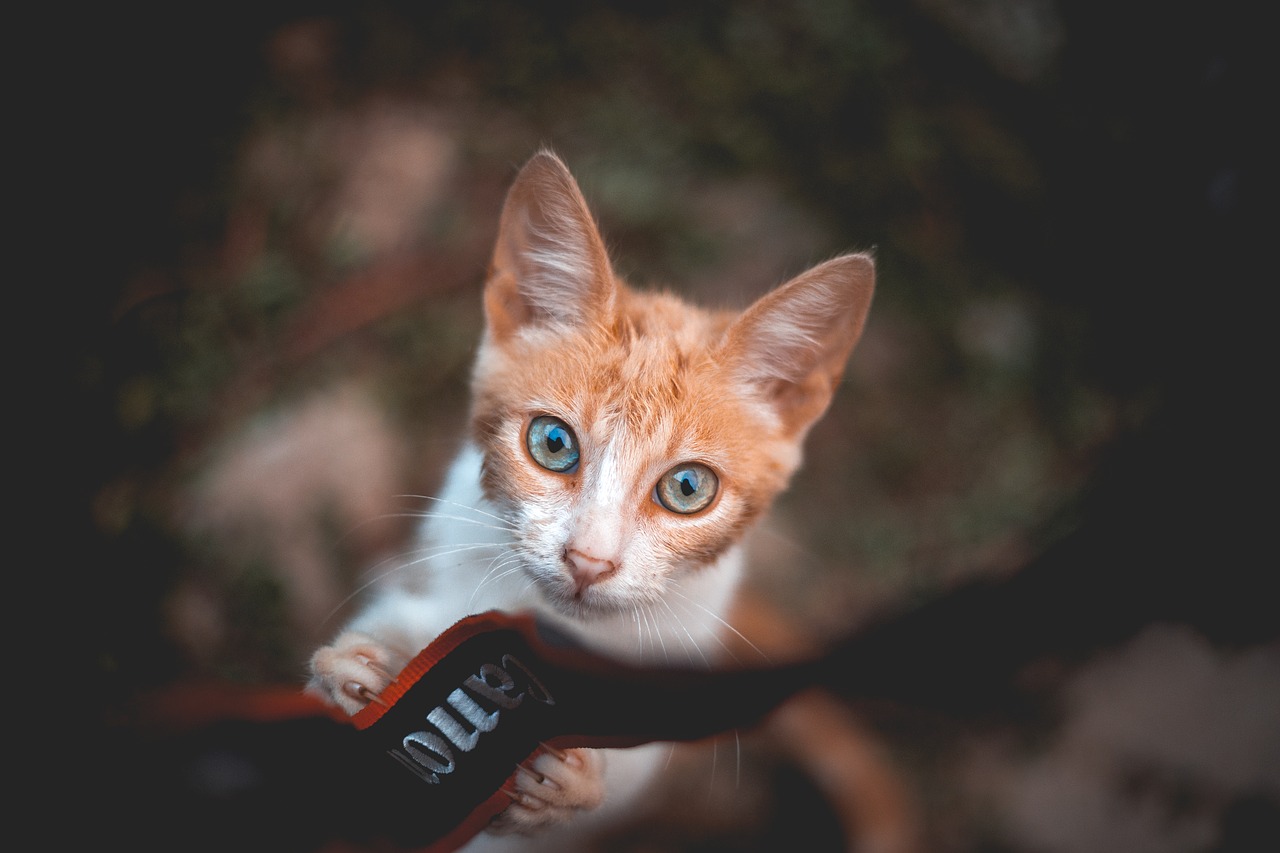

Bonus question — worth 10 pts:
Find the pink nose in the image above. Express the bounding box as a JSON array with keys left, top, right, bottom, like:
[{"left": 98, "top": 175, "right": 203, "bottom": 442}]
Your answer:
[{"left": 565, "top": 548, "right": 617, "bottom": 592}]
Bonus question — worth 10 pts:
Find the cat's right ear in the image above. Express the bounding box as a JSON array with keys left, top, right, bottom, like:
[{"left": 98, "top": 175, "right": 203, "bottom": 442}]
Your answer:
[
  {"left": 721, "top": 253, "right": 875, "bottom": 439},
  {"left": 484, "top": 151, "right": 617, "bottom": 341}
]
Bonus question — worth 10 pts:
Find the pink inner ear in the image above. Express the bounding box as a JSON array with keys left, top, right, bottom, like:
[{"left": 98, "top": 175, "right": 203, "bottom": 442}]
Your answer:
[
  {"left": 721, "top": 253, "right": 874, "bottom": 434},
  {"left": 485, "top": 152, "right": 617, "bottom": 338}
]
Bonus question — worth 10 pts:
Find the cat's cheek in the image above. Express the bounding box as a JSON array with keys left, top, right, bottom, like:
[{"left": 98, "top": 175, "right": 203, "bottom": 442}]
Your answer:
[{"left": 647, "top": 499, "right": 753, "bottom": 572}]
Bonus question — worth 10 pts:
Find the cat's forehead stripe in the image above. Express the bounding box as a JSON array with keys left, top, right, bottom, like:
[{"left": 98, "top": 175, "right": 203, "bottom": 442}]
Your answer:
[{"left": 543, "top": 336, "right": 735, "bottom": 461}]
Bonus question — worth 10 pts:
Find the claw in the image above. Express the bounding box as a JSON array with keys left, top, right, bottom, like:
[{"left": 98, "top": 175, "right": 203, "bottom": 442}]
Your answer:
[
  {"left": 363, "top": 658, "right": 395, "bottom": 683},
  {"left": 539, "top": 742, "right": 570, "bottom": 762},
  {"left": 352, "top": 683, "right": 389, "bottom": 707},
  {"left": 519, "top": 761, "right": 563, "bottom": 791},
  {"left": 500, "top": 787, "right": 544, "bottom": 810},
  {"left": 518, "top": 764, "right": 546, "bottom": 785}
]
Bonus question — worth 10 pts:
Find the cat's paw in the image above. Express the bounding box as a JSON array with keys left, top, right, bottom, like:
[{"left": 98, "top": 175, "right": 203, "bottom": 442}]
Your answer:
[
  {"left": 307, "top": 631, "right": 398, "bottom": 716},
  {"left": 487, "top": 746, "right": 606, "bottom": 836}
]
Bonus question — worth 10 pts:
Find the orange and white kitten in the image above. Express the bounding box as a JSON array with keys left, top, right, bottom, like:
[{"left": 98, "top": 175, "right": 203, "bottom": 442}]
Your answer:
[{"left": 309, "top": 151, "right": 874, "bottom": 849}]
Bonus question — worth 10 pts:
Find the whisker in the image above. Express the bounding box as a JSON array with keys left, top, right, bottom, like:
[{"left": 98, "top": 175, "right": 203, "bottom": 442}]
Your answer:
[
  {"left": 631, "top": 605, "right": 643, "bottom": 656},
  {"left": 654, "top": 596, "right": 710, "bottom": 668},
  {"left": 470, "top": 549, "right": 521, "bottom": 586},
  {"left": 397, "top": 511, "right": 517, "bottom": 534},
  {"left": 321, "top": 542, "right": 506, "bottom": 626},
  {"left": 347, "top": 510, "right": 512, "bottom": 532},
  {"left": 392, "top": 542, "right": 512, "bottom": 576},
  {"left": 320, "top": 557, "right": 419, "bottom": 625},
  {"left": 515, "top": 576, "right": 539, "bottom": 600},
  {"left": 397, "top": 494, "right": 516, "bottom": 529},
  {"left": 644, "top": 602, "right": 670, "bottom": 664},
  {"left": 470, "top": 546, "right": 519, "bottom": 581},
  {"left": 639, "top": 605, "right": 654, "bottom": 658},
  {"left": 468, "top": 555, "right": 526, "bottom": 608},
  {"left": 472, "top": 566, "right": 526, "bottom": 603},
  {"left": 405, "top": 539, "right": 509, "bottom": 559},
  {"left": 334, "top": 501, "right": 515, "bottom": 547},
  {"left": 668, "top": 587, "right": 772, "bottom": 665},
  {"left": 367, "top": 540, "right": 506, "bottom": 576}
]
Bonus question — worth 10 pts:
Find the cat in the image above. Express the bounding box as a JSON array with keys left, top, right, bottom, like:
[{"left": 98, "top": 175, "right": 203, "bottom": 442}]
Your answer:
[{"left": 308, "top": 150, "right": 875, "bottom": 849}]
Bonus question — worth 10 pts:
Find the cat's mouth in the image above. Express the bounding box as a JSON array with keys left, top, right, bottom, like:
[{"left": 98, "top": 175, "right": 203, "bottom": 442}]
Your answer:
[{"left": 532, "top": 571, "right": 633, "bottom": 621}]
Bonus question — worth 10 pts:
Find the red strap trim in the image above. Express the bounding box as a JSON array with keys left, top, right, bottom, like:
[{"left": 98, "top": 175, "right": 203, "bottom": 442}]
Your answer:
[{"left": 349, "top": 611, "right": 541, "bottom": 731}]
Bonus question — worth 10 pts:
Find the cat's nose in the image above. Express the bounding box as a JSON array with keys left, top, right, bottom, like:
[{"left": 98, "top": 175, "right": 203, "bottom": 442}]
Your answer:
[{"left": 565, "top": 548, "right": 617, "bottom": 592}]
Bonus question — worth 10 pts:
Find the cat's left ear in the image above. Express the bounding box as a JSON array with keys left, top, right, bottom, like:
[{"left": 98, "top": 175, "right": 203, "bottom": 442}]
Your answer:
[
  {"left": 484, "top": 151, "right": 617, "bottom": 341},
  {"left": 721, "top": 253, "right": 875, "bottom": 437}
]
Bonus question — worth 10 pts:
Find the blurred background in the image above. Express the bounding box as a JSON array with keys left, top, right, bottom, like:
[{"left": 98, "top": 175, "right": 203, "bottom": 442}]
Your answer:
[{"left": 54, "top": 1, "right": 1272, "bottom": 851}]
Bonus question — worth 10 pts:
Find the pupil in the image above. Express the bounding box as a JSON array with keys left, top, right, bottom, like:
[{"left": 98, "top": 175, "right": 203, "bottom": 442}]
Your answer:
[
  {"left": 679, "top": 473, "right": 696, "bottom": 496},
  {"left": 546, "top": 431, "right": 565, "bottom": 454}
]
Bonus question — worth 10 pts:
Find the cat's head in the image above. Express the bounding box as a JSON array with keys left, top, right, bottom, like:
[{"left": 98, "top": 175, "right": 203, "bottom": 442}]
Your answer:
[{"left": 469, "top": 151, "right": 874, "bottom": 618}]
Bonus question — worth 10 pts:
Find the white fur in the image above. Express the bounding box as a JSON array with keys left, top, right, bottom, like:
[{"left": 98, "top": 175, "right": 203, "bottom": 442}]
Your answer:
[{"left": 328, "top": 441, "right": 743, "bottom": 851}]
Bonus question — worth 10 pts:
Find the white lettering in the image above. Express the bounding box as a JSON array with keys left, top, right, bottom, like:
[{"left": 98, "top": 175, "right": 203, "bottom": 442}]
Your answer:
[
  {"left": 428, "top": 687, "right": 499, "bottom": 752},
  {"left": 464, "top": 663, "right": 523, "bottom": 709},
  {"left": 401, "top": 731, "right": 455, "bottom": 784},
  {"left": 391, "top": 654, "right": 556, "bottom": 783}
]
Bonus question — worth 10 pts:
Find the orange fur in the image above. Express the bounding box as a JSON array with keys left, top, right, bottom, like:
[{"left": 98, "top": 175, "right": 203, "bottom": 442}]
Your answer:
[{"left": 471, "top": 151, "right": 874, "bottom": 607}]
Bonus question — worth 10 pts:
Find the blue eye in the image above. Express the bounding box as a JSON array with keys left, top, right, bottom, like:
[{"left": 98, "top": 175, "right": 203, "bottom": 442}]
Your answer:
[
  {"left": 655, "top": 463, "right": 718, "bottom": 514},
  {"left": 527, "top": 416, "right": 580, "bottom": 472}
]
